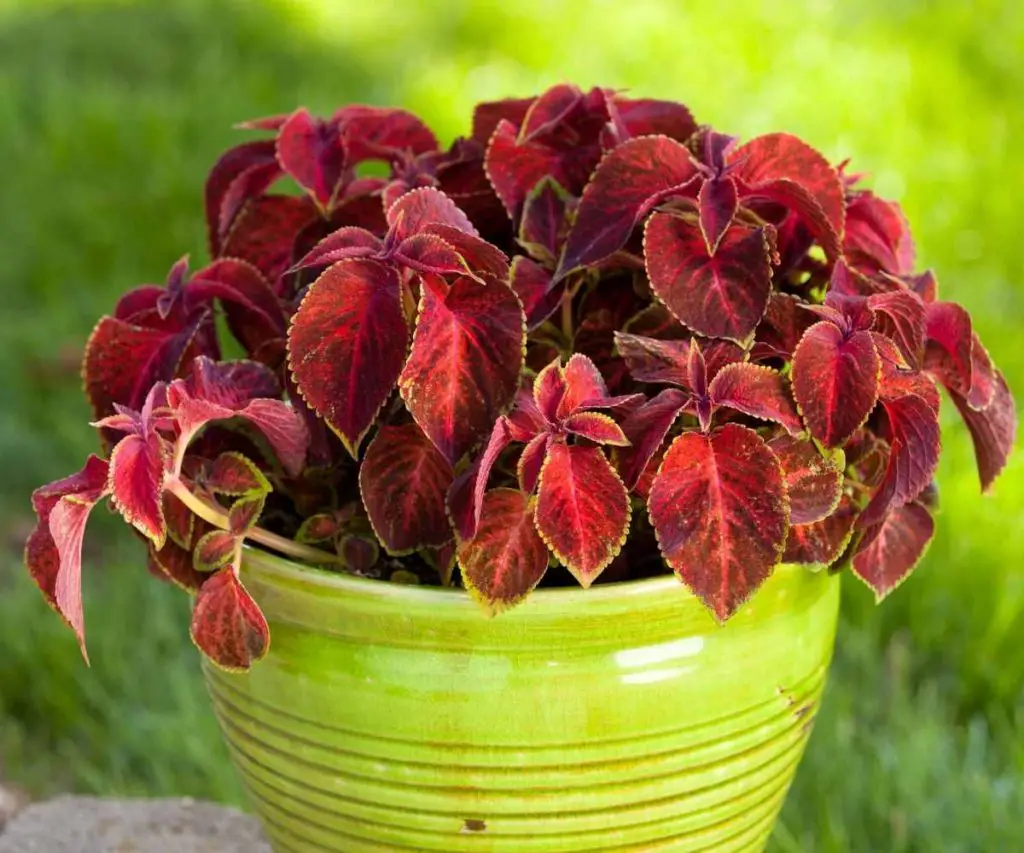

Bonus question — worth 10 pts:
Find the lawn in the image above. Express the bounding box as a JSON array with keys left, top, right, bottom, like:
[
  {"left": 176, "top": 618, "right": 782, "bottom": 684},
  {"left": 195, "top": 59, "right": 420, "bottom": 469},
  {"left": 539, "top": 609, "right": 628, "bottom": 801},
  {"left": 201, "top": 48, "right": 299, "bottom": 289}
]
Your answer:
[{"left": 0, "top": 1, "right": 1021, "bottom": 850}]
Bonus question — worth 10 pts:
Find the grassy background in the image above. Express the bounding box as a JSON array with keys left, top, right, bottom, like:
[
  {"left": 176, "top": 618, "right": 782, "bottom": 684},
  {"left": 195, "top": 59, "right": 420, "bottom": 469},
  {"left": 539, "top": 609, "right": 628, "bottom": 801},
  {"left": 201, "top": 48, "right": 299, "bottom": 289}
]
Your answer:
[{"left": 0, "top": 0, "right": 1021, "bottom": 849}]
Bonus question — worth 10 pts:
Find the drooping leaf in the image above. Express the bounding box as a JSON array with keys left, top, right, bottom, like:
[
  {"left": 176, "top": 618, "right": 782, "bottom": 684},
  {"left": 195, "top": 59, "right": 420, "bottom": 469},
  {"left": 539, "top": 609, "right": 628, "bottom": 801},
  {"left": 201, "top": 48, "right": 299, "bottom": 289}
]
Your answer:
[
  {"left": 458, "top": 489, "right": 549, "bottom": 615},
  {"left": 288, "top": 259, "right": 408, "bottom": 456},
  {"left": 535, "top": 441, "right": 630, "bottom": 586},
  {"left": 697, "top": 177, "right": 739, "bottom": 254},
  {"left": 648, "top": 424, "right": 789, "bottom": 621},
  {"left": 400, "top": 276, "right": 524, "bottom": 464},
  {"left": 923, "top": 300, "right": 996, "bottom": 410},
  {"left": 768, "top": 434, "right": 844, "bottom": 524},
  {"left": 204, "top": 140, "right": 282, "bottom": 254},
  {"left": 645, "top": 213, "right": 775, "bottom": 342},
  {"left": 791, "top": 322, "right": 880, "bottom": 447},
  {"left": 449, "top": 415, "right": 514, "bottom": 542},
  {"left": 193, "top": 529, "right": 238, "bottom": 573},
  {"left": 708, "top": 363, "right": 803, "bottom": 434},
  {"left": 190, "top": 568, "right": 270, "bottom": 671},
  {"left": 614, "top": 388, "right": 689, "bottom": 490},
  {"left": 852, "top": 502, "right": 934, "bottom": 601},
  {"left": 557, "top": 135, "right": 701, "bottom": 277},
  {"left": 949, "top": 370, "right": 1017, "bottom": 493},
  {"left": 163, "top": 491, "right": 194, "bottom": 550},
  {"left": 844, "top": 190, "right": 915, "bottom": 275},
  {"left": 784, "top": 494, "right": 859, "bottom": 566},
  {"left": 107, "top": 434, "right": 167, "bottom": 547},
  {"left": 359, "top": 423, "right": 454, "bottom": 554}
]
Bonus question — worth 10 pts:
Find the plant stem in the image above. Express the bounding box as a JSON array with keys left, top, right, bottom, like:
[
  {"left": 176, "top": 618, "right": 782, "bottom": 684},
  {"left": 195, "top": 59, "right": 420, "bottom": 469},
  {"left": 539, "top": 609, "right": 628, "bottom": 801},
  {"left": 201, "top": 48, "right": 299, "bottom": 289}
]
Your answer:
[
  {"left": 164, "top": 476, "right": 347, "bottom": 568},
  {"left": 561, "top": 291, "right": 574, "bottom": 344}
]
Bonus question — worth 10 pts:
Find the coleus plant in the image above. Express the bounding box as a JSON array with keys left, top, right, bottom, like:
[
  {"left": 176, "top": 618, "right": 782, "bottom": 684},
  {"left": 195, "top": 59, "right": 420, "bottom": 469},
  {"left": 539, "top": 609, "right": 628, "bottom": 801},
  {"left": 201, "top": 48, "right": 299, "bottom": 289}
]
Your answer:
[{"left": 26, "top": 84, "right": 1016, "bottom": 671}]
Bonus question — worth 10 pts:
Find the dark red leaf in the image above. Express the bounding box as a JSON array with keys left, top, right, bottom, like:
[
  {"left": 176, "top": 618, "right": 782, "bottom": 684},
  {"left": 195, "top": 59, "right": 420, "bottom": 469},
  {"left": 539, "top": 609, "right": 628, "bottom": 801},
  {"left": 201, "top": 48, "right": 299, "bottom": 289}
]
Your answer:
[
  {"left": 387, "top": 186, "right": 477, "bottom": 240},
  {"left": 518, "top": 177, "right": 571, "bottom": 264},
  {"left": 754, "top": 292, "right": 816, "bottom": 358},
  {"left": 791, "top": 322, "right": 879, "bottom": 447},
  {"left": 784, "top": 494, "right": 858, "bottom": 566},
  {"left": 108, "top": 434, "right": 167, "bottom": 546},
  {"left": 535, "top": 441, "right": 630, "bottom": 586},
  {"left": 557, "top": 135, "right": 701, "bottom": 277},
  {"left": 607, "top": 95, "right": 697, "bottom": 143},
  {"left": 923, "top": 301, "right": 996, "bottom": 410},
  {"left": 359, "top": 423, "right": 454, "bottom": 553},
  {"left": 288, "top": 259, "right": 408, "bottom": 456},
  {"left": 393, "top": 234, "right": 477, "bottom": 279},
  {"left": 648, "top": 424, "right": 789, "bottom": 621},
  {"left": 276, "top": 109, "right": 346, "bottom": 208},
  {"left": 868, "top": 288, "right": 926, "bottom": 365},
  {"left": 874, "top": 334, "right": 941, "bottom": 412},
  {"left": 517, "top": 432, "right": 550, "bottom": 494},
  {"left": 950, "top": 370, "right": 1016, "bottom": 493},
  {"left": 614, "top": 388, "right": 689, "bottom": 490},
  {"left": 615, "top": 331, "right": 745, "bottom": 389},
  {"left": 399, "top": 276, "right": 524, "bottom": 464},
  {"left": 421, "top": 223, "right": 510, "bottom": 280},
  {"left": 335, "top": 104, "right": 438, "bottom": 162},
  {"left": 510, "top": 256, "right": 564, "bottom": 330},
  {"left": 206, "top": 452, "right": 271, "bottom": 497},
  {"left": 768, "top": 434, "right": 844, "bottom": 525},
  {"left": 204, "top": 140, "right": 282, "bottom": 255},
  {"left": 533, "top": 359, "right": 567, "bottom": 423},
  {"left": 562, "top": 412, "right": 629, "bottom": 446},
  {"left": 452, "top": 415, "right": 515, "bottom": 541},
  {"left": 645, "top": 213, "right": 775, "bottom": 342},
  {"left": 164, "top": 491, "right": 194, "bottom": 550},
  {"left": 557, "top": 353, "right": 610, "bottom": 418},
  {"left": 149, "top": 539, "right": 205, "bottom": 592},
  {"left": 220, "top": 195, "right": 321, "bottom": 280},
  {"left": 228, "top": 493, "right": 265, "bottom": 535},
  {"left": 190, "top": 568, "right": 270, "bottom": 671},
  {"left": 193, "top": 529, "right": 238, "bottom": 573},
  {"left": 844, "top": 191, "right": 915, "bottom": 275},
  {"left": 708, "top": 363, "right": 802, "bottom": 434},
  {"left": 697, "top": 177, "right": 739, "bottom": 254},
  {"left": 485, "top": 119, "right": 568, "bottom": 220},
  {"left": 472, "top": 97, "right": 534, "bottom": 144},
  {"left": 852, "top": 502, "right": 934, "bottom": 600},
  {"left": 458, "top": 488, "right": 549, "bottom": 614},
  {"left": 296, "top": 513, "right": 342, "bottom": 544},
  {"left": 290, "top": 227, "right": 383, "bottom": 273}
]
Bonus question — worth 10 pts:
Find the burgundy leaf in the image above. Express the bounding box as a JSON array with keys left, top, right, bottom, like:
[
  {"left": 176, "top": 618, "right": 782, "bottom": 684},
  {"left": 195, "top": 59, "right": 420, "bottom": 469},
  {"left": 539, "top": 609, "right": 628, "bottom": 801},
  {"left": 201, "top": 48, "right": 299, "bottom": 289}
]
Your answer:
[
  {"left": 228, "top": 493, "right": 265, "bottom": 535},
  {"left": 399, "top": 276, "right": 524, "bottom": 464},
  {"left": 557, "top": 353, "right": 610, "bottom": 418},
  {"left": 852, "top": 502, "right": 934, "bottom": 600},
  {"left": 288, "top": 259, "right": 408, "bottom": 456},
  {"left": 607, "top": 95, "right": 697, "bottom": 143},
  {"left": 393, "top": 234, "right": 478, "bottom": 278},
  {"left": 220, "top": 195, "right": 321, "bottom": 280},
  {"left": 645, "top": 213, "right": 775, "bottom": 342},
  {"left": 535, "top": 441, "right": 630, "bottom": 586},
  {"left": 950, "top": 370, "right": 1016, "bottom": 492},
  {"left": 518, "top": 177, "right": 571, "bottom": 264},
  {"left": 359, "top": 423, "right": 454, "bottom": 553},
  {"left": 164, "top": 491, "right": 194, "bottom": 550},
  {"left": 562, "top": 412, "right": 629, "bottom": 446},
  {"left": 648, "top": 424, "right": 789, "bottom": 621},
  {"left": 557, "top": 135, "right": 701, "bottom": 277},
  {"left": 452, "top": 415, "right": 515, "bottom": 541},
  {"left": 205, "top": 140, "right": 282, "bottom": 254},
  {"left": 472, "top": 97, "right": 535, "bottom": 143},
  {"left": 276, "top": 109, "right": 346, "bottom": 208},
  {"left": 206, "top": 452, "right": 271, "bottom": 497},
  {"left": 791, "top": 322, "right": 879, "bottom": 447},
  {"left": 190, "top": 568, "right": 270, "bottom": 671},
  {"left": 107, "top": 433, "right": 167, "bottom": 546},
  {"left": 387, "top": 186, "right": 477, "bottom": 240},
  {"left": 510, "top": 256, "right": 564, "bottom": 330},
  {"left": 457, "top": 489, "right": 549, "bottom": 614},
  {"left": 614, "top": 388, "right": 689, "bottom": 490},
  {"left": 517, "top": 432, "right": 550, "bottom": 494},
  {"left": 874, "top": 334, "right": 941, "bottom": 413},
  {"left": 335, "top": 104, "right": 438, "bottom": 162},
  {"left": 708, "top": 363, "right": 802, "bottom": 434},
  {"left": 149, "top": 539, "right": 205, "bottom": 593},
  {"left": 421, "top": 223, "right": 510, "bottom": 280},
  {"left": 868, "top": 288, "right": 926, "bottom": 365},
  {"left": 755, "top": 292, "right": 816, "bottom": 357},
  {"left": 844, "top": 191, "right": 915, "bottom": 275},
  {"left": 784, "top": 494, "right": 859, "bottom": 566},
  {"left": 768, "top": 434, "right": 844, "bottom": 525},
  {"left": 697, "top": 177, "right": 739, "bottom": 254},
  {"left": 923, "top": 301, "right": 996, "bottom": 410},
  {"left": 290, "top": 227, "right": 383, "bottom": 273},
  {"left": 193, "top": 529, "right": 238, "bottom": 573}
]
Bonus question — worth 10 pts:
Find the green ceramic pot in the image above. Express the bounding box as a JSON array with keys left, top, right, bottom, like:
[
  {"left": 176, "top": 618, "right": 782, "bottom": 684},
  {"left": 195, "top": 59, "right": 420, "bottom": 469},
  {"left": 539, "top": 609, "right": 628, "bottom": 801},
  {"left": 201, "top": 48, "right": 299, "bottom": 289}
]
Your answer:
[{"left": 203, "top": 549, "right": 840, "bottom": 852}]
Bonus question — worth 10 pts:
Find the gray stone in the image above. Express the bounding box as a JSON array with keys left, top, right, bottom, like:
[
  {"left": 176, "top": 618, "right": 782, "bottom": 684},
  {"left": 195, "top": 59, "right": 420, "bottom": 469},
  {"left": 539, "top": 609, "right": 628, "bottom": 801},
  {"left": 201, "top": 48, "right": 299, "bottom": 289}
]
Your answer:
[{"left": 0, "top": 796, "right": 272, "bottom": 852}]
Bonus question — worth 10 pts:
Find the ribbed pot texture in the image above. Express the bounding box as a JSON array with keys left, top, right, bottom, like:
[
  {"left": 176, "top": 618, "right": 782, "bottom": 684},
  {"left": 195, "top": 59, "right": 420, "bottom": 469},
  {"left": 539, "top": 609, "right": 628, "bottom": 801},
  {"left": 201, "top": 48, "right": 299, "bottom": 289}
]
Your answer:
[{"left": 203, "top": 549, "right": 840, "bottom": 853}]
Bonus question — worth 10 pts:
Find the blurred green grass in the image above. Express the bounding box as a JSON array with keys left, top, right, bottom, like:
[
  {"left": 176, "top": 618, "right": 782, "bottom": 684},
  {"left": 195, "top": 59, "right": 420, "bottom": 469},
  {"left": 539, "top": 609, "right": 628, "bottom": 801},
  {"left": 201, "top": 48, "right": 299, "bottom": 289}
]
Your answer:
[{"left": 0, "top": 0, "right": 1020, "bottom": 849}]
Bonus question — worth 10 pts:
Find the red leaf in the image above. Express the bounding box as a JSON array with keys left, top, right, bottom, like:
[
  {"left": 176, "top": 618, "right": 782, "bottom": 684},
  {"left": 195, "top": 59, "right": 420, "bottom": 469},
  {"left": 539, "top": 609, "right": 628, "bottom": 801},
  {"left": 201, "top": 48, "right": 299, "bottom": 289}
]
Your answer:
[
  {"left": 950, "top": 370, "right": 1016, "bottom": 493},
  {"left": 645, "top": 213, "right": 775, "bottom": 342},
  {"left": 276, "top": 109, "right": 346, "bottom": 208},
  {"left": 868, "top": 288, "right": 926, "bottom": 365},
  {"left": 190, "top": 568, "right": 270, "bottom": 671},
  {"left": 768, "top": 434, "right": 844, "bottom": 525},
  {"left": 452, "top": 415, "right": 514, "bottom": 541},
  {"left": 25, "top": 456, "right": 110, "bottom": 658},
  {"left": 791, "top": 322, "right": 879, "bottom": 447},
  {"left": 510, "top": 256, "right": 563, "bottom": 330},
  {"left": 562, "top": 412, "right": 629, "bottom": 446},
  {"left": 149, "top": 539, "right": 205, "bottom": 592},
  {"left": 923, "top": 301, "right": 996, "bottom": 410},
  {"left": 400, "top": 277, "right": 524, "bottom": 464},
  {"left": 755, "top": 292, "right": 816, "bottom": 358},
  {"left": 607, "top": 96, "right": 697, "bottom": 143},
  {"left": 359, "top": 423, "right": 454, "bottom": 553},
  {"left": 698, "top": 177, "right": 739, "bottom": 254},
  {"left": 844, "top": 191, "right": 915, "bottom": 275},
  {"left": 784, "top": 494, "right": 858, "bottom": 566},
  {"left": 729, "top": 133, "right": 845, "bottom": 252},
  {"left": 518, "top": 177, "right": 571, "bottom": 264},
  {"left": 472, "top": 97, "right": 535, "bottom": 142},
  {"left": 517, "top": 432, "right": 550, "bottom": 494},
  {"left": 533, "top": 359, "right": 567, "bottom": 423},
  {"left": 288, "top": 259, "right": 408, "bottom": 456},
  {"left": 108, "top": 434, "right": 167, "bottom": 546},
  {"left": 164, "top": 491, "right": 194, "bottom": 550},
  {"left": 193, "top": 529, "right": 238, "bottom": 573},
  {"left": 393, "top": 234, "right": 477, "bottom": 278},
  {"left": 204, "top": 140, "right": 282, "bottom": 254},
  {"left": 290, "top": 227, "right": 383, "bottom": 273},
  {"left": 557, "top": 353, "right": 610, "bottom": 418},
  {"left": 220, "top": 195, "right": 321, "bottom": 280},
  {"left": 852, "top": 502, "right": 934, "bottom": 600},
  {"left": 228, "top": 493, "right": 265, "bottom": 535},
  {"left": 648, "top": 424, "right": 789, "bottom": 620},
  {"left": 458, "top": 489, "right": 549, "bottom": 614},
  {"left": 421, "top": 223, "right": 510, "bottom": 280},
  {"left": 387, "top": 187, "right": 477, "bottom": 240},
  {"left": 708, "top": 363, "right": 802, "bottom": 434},
  {"left": 557, "top": 135, "right": 701, "bottom": 277},
  {"left": 614, "top": 388, "right": 689, "bottom": 490},
  {"left": 485, "top": 119, "right": 563, "bottom": 219},
  {"left": 335, "top": 104, "right": 438, "bottom": 162},
  {"left": 615, "top": 332, "right": 745, "bottom": 389},
  {"left": 874, "top": 334, "right": 941, "bottom": 413},
  {"left": 206, "top": 452, "right": 271, "bottom": 497},
  {"left": 535, "top": 441, "right": 630, "bottom": 586}
]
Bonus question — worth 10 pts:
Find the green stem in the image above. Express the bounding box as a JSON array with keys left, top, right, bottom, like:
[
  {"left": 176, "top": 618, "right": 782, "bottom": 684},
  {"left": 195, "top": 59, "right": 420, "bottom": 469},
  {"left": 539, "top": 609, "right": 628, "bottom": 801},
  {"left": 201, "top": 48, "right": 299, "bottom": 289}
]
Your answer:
[{"left": 165, "top": 476, "right": 347, "bottom": 568}]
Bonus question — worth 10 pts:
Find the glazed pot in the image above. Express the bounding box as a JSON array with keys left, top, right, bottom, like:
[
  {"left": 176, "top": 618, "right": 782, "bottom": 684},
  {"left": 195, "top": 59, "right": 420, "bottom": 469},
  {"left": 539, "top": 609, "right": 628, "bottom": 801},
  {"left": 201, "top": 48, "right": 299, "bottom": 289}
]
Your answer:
[{"left": 203, "top": 549, "right": 840, "bottom": 852}]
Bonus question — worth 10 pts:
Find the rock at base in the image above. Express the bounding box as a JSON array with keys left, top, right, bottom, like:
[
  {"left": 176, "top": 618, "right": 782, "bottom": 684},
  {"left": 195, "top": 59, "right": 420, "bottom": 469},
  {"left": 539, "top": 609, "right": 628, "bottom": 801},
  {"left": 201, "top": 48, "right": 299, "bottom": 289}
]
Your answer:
[{"left": 0, "top": 796, "right": 272, "bottom": 852}]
